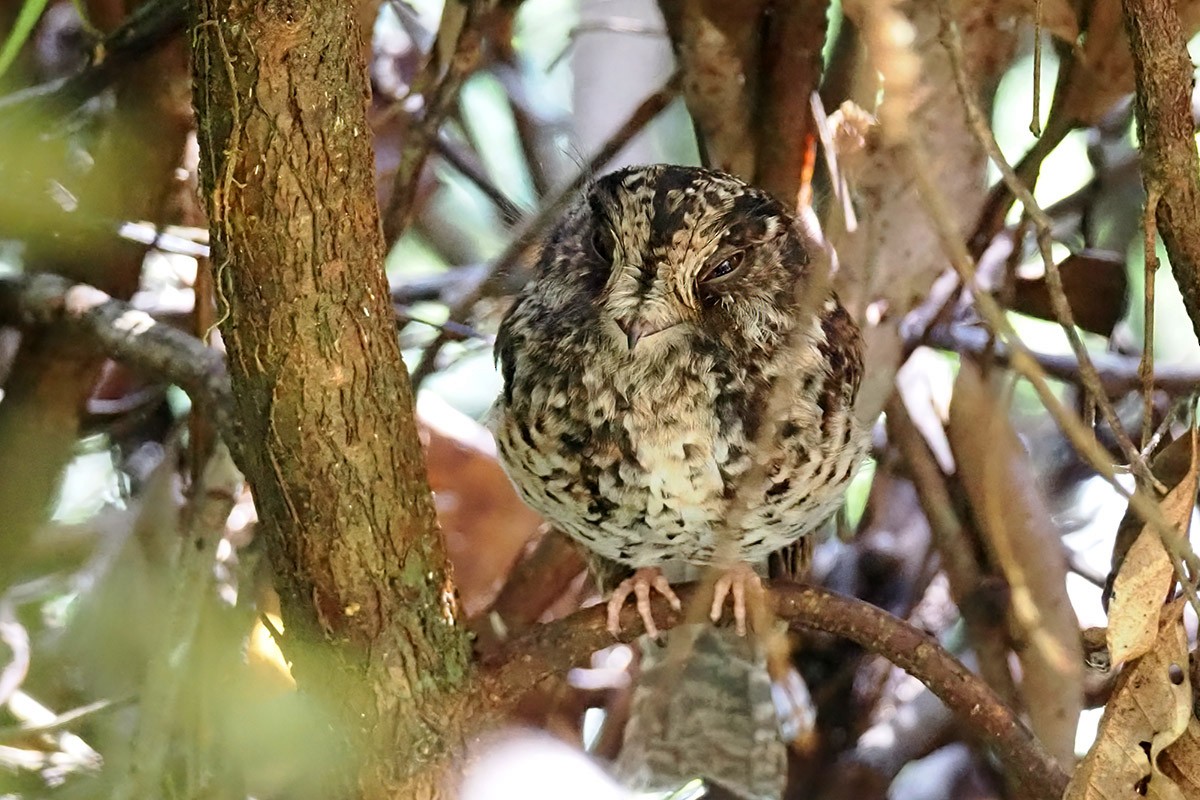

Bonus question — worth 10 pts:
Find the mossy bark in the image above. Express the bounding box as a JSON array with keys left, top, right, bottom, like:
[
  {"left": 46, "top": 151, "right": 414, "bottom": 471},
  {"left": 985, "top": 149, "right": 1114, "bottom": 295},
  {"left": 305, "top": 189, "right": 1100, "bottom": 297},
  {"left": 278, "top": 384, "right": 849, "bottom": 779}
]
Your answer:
[{"left": 190, "top": 2, "right": 474, "bottom": 797}]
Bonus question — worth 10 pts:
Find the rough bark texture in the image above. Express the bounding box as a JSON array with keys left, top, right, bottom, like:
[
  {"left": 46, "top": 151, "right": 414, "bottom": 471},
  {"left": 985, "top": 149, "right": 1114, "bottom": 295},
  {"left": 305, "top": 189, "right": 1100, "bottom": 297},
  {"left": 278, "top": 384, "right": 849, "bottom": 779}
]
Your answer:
[
  {"left": 1121, "top": 0, "right": 1200, "bottom": 345},
  {"left": 189, "top": 2, "right": 472, "bottom": 797},
  {"left": 658, "top": 0, "right": 829, "bottom": 208}
]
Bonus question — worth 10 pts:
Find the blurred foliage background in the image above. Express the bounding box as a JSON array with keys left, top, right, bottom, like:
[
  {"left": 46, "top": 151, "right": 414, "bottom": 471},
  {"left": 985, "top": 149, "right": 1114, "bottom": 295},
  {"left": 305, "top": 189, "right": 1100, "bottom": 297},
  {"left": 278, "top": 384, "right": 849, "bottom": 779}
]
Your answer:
[{"left": 0, "top": 0, "right": 1198, "bottom": 798}]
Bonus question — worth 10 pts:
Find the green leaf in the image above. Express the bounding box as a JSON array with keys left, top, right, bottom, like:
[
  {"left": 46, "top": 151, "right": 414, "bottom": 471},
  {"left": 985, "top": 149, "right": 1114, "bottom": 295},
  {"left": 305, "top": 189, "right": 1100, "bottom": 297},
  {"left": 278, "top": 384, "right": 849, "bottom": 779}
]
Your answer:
[{"left": 0, "top": 0, "right": 53, "bottom": 81}]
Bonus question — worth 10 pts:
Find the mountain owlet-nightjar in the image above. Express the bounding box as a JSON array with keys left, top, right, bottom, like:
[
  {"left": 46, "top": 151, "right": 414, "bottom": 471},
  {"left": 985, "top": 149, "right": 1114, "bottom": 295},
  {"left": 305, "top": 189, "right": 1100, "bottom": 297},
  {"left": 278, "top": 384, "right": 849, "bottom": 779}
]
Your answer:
[{"left": 491, "top": 164, "right": 867, "bottom": 637}]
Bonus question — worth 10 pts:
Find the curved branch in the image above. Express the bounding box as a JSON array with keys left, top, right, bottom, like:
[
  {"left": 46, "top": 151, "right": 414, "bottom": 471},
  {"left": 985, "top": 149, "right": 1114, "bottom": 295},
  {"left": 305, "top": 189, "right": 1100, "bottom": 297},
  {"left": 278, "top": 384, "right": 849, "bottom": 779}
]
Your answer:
[
  {"left": 0, "top": 273, "right": 234, "bottom": 444},
  {"left": 484, "top": 582, "right": 1069, "bottom": 800}
]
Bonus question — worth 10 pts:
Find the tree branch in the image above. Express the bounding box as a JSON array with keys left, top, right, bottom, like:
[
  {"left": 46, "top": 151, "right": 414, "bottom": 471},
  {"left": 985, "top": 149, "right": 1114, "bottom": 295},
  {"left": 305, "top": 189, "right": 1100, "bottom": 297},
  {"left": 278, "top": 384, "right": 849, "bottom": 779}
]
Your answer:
[
  {"left": 923, "top": 324, "right": 1200, "bottom": 397},
  {"left": 485, "top": 582, "right": 1069, "bottom": 800},
  {"left": 0, "top": 273, "right": 235, "bottom": 448},
  {"left": 408, "top": 70, "right": 682, "bottom": 387},
  {"left": 1121, "top": 0, "right": 1200, "bottom": 345},
  {"left": 382, "top": 0, "right": 498, "bottom": 244},
  {"left": 0, "top": 0, "right": 186, "bottom": 121}
]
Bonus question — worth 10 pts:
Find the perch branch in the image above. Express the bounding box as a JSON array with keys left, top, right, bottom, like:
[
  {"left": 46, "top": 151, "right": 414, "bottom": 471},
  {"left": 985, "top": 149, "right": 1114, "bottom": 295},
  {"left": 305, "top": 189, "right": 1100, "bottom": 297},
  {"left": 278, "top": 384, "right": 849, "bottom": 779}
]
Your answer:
[
  {"left": 0, "top": 273, "right": 234, "bottom": 445},
  {"left": 485, "top": 582, "right": 1069, "bottom": 800},
  {"left": 1121, "top": 0, "right": 1200, "bottom": 345}
]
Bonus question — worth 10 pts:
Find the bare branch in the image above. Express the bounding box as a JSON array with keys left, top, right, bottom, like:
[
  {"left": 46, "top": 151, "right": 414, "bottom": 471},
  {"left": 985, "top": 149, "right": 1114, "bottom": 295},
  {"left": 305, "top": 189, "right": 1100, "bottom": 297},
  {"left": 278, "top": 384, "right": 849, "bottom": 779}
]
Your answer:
[
  {"left": 409, "top": 71, "right": 682, "bottom": 387},
  {"left": 485, "top": 582, "right": 1070, "bottom": 800},
  {"left": 0, "top": 273, "right": 235, "bottom": 445},
  {"left": 383, "top": 1, "right": 498, "bottom": 243}
]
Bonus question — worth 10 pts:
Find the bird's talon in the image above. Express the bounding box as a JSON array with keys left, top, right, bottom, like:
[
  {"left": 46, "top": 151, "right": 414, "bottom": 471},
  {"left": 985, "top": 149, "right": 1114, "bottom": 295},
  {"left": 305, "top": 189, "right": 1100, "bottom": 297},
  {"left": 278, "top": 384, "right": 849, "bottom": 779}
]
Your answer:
[
  {"left": 709, "top": 563, "right": 762, "bottom": 636},
  {"left": 607, "top": 567, "right": 677, "bottom": 638}
]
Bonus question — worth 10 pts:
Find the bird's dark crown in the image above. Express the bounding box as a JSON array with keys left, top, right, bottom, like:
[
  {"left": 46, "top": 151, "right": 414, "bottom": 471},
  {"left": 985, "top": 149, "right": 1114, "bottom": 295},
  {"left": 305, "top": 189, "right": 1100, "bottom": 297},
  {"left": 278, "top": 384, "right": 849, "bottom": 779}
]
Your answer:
[{"left": 514, "top": 164, "right": 821, "bottom": 363}]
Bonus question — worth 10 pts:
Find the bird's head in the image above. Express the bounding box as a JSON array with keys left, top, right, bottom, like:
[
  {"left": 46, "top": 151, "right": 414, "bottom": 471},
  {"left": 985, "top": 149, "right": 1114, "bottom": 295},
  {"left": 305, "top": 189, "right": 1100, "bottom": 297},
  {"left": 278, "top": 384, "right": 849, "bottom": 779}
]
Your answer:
[{"left": 529, "top": 165, "right": 823, "bottom": 361}]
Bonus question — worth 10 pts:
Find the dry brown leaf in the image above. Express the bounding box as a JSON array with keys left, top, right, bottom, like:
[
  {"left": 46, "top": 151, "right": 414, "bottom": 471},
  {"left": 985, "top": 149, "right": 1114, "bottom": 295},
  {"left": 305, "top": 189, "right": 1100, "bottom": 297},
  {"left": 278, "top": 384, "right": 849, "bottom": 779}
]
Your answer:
[
  {"left": 1108, "top": 434, "right": 1199, "bottom": 606},
  {"left": 947, "top": 359, "right": 1083, "bottom": 765},
  {"left": 1160, "top": 718, "right": 1200, "bottom": 796},
  {"left": 418, "top": 394, "right": 543, "bottom": 617},
  {"left": 1066, "top": 604, "right": 1191, "bottom": 800},
  {"left": 1011, "top": 250, "right": 1130, "bottom": 337},
  {"left": 1108, "top": 528, "right": 1176, "bottom": 664},
  {"left": 1107, "top": 455, "right": 1197, "bottom": 663}
]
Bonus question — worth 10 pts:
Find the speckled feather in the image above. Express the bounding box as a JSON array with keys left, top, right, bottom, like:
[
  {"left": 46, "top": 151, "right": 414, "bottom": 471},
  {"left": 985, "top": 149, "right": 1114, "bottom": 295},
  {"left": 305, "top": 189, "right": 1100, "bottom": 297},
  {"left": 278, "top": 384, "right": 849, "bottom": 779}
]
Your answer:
[{"left": 490, "top": 165, "right": 867, "bottom": 572}]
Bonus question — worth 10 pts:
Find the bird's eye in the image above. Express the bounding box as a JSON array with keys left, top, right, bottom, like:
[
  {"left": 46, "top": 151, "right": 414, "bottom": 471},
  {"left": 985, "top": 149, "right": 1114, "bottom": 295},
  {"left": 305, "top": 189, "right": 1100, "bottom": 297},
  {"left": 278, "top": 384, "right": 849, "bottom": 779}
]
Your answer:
[
  {"left": 591, "top": 227, "right": 615, "bottom": 261},
  {"left": 700, "top": 251, "right": 744, "bottom": 284}
]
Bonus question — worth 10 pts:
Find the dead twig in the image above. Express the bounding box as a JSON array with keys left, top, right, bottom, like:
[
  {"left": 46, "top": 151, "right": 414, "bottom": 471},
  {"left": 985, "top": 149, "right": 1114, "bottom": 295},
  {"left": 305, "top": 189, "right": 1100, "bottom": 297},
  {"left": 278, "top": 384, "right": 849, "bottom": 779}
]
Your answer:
[
  {"left": 0, "top": 0, "right": 186, "bottom": 121},
  {"left": 937, "top": 0, "right": 1151, "bottom": 488},
  {"left": 485, "top": 582, "right": 1070, "bottom": 800},
  {"left": 902, "top": 132, "right": 1200, "bottom": 619},
  {"left": 383, "top": 0, "right": 498, "bottom": 244},
  {"left": 433, "top": 134, "right": 528, "bottom": 225},
  {"left": 921, "top": 325, "right": 1200, "bottom": 397},
  {"left": 0, "top": 697, "right": 130, "bottom": 745},
  {"left": 1140, "top": 190, "right": 1161, "bottom": 451}
]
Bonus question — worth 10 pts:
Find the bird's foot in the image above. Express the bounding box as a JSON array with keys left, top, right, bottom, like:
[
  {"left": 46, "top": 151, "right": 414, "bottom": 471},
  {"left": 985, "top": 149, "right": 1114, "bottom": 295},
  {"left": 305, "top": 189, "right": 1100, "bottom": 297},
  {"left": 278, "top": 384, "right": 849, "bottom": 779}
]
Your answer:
[
  {"left": 606, "top": 567, "right": 682, "bottom": 638},
  {"left": 710, "top": 562, "right": 765, "bottom": 636}
]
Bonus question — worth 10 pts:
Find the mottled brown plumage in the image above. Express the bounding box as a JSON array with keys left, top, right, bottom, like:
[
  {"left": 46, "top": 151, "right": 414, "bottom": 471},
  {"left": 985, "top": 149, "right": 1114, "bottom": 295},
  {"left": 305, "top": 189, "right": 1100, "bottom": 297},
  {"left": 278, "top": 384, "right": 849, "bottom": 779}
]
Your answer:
[
  {"left": 493, "top": 164, "right": 863, "bottom": 580},
  {"left": 489, "top": 164, "right": 867, "bottom": 798}
]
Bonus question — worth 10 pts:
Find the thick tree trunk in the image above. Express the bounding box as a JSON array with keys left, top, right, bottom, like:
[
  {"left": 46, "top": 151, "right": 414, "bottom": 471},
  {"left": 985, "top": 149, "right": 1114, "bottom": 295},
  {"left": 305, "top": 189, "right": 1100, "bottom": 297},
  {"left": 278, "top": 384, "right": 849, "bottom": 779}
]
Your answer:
[{"left": 189, "top": 2, "right": 473, "bottom": 797}]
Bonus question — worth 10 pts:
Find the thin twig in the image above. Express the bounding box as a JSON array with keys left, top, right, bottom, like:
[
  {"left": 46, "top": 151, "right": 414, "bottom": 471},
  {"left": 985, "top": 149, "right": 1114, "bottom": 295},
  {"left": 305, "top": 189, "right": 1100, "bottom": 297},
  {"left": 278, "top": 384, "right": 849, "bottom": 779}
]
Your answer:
[
  {"left": 921, "top": 324, "right": 1200, "bottom": 397},
  {"left": 434, "top": 134, "right": 528, "bottom": 225},
  {"left": 396, "top": 305, "right": 488, "bottom": 341},
  {"left": 1031, "top": 0, "right": 1043, "bottom": 137},
  {"left": 0, "top": 697, "right": 130, "bottom": 745},
  {"left": 383, "top": 1, "right": 497, "bottom": 243},
  {"left": 0, "top": 0, "right": 186, "bottom": 121},
  {"left": 903, "top": 138, "right": 1200, "bottom": 619},
  {"left": 409, "top": 70, "right": 682, "bottom": 388},
  {"left": 937, "top": 0, "right": 1152, "bottom": 489},
  {"left": 1140, "top": 190, "right": 1162, "bottom": 450},
  {"left": 486, "top": 582, "right": 1070, "bottom": 800}
]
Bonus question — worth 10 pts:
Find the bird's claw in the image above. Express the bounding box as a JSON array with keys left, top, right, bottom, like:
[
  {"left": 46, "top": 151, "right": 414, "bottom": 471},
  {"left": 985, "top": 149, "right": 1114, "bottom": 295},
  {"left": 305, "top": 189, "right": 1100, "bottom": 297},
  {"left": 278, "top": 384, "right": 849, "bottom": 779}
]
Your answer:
[
  {"left": 607, "top": 567, "right": 682, "bottom": 638},
  {"left": 710, "top": 562, "right": 764, "bottom": 636}
]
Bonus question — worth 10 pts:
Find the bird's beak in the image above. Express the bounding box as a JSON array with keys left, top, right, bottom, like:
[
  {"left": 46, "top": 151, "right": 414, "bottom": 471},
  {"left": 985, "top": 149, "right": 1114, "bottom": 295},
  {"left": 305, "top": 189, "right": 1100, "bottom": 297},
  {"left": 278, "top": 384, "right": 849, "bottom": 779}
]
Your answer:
[{"left": 616, "top": 318, "right": 673, "bottom": 350}]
